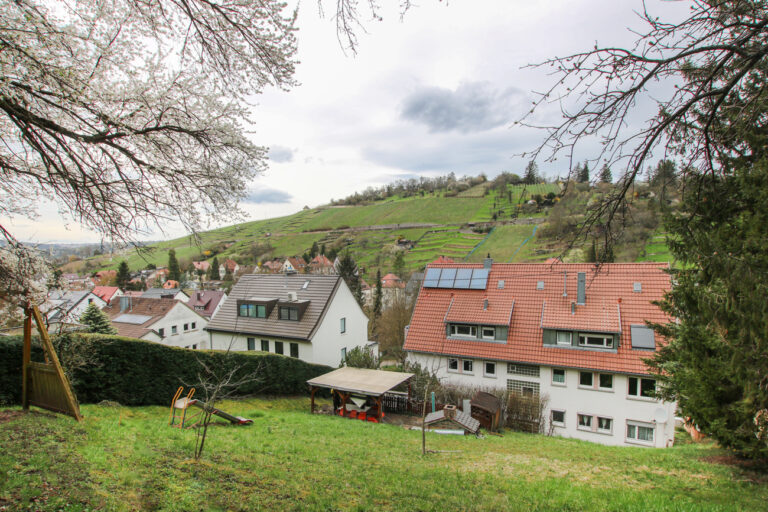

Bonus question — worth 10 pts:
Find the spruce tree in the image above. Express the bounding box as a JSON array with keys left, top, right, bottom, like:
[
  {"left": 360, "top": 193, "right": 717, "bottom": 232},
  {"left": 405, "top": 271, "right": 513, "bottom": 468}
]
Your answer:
[
  {"left": 116, "top": 261, "right": 130, "bottom": 290},
  {"left": 523, "top": 160, "right": 539, "bottom": 185},
  {"left": 209, "top": 257, "right": 221, "bottom": 280},
  {"left": 79, "top": 302, "right": 117, "bottom": 335},
  {"left": 599, "top": 165, "right": 612, "bottom": 183},
  {"left": 577, "top": 161, "right": 590, "bottom": 183},
  {"left": 393, "top": 251, "right": 406, "bottom": 279},
  {"left": 373, "top": 269, "right": 383, "bottom": 319},
  {"left": 168, "top": 249, "right": 181, "bottom": 282},
  {"left": 336, "top": 251, "right": 362, "bottom": 306}
]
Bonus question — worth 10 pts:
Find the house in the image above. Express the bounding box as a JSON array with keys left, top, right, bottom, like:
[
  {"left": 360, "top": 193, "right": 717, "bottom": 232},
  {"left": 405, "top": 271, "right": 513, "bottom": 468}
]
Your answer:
[
  {"left": 206, "top": 274, "right": 369, "bottom": 367},
  {"left": 163, "top": 279, "right": 180, "bottom": 289},
  {"left": 260, "top": 259, "right": 284, "bottom": 273},
  {"left": 187, "top": 290, "right": 227, "bottom": 319},
  {"left": 281, "top": 257, "right": 306, "bottom": 274},
  {"left": 309, "top": 254, "right": 335, "bottom": 274},
  {"left": 103, "top": 296, "right": 209, "bottom": 349},
  {"left": 142, "top": 287, "right": 190, "bottom": 302},
  {"left": 192, "top": 261, "right": 210, "bottom": 273},
  {"left": 45, "top": 290, "right": 106, "bottom": 329},
  {"left": 91, "top": 270, "right": 117, "bottom": 286},
  {"left": 404, "top": 260, "right": 677, "bottom": 448},
  {"left": 219, "top": 258, "right": 239, "bottom": 277},
  {"left": 92, "top": 286, "right": 124, "bottom": 305},
  {"left": 380, "top": 273, "right": 405, "bottom": 307}
]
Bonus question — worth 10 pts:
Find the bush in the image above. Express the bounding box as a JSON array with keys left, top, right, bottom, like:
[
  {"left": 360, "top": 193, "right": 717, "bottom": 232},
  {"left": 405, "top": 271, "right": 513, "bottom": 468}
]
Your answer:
[{"left": 0, "top": 334, "right": 331, "bottom": 406}]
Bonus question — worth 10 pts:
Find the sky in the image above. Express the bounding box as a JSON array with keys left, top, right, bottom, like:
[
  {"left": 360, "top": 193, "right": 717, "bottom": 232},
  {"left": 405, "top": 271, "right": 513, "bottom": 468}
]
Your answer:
[{"left": 5, "top": 0, "right": 689, "bottom": 243}]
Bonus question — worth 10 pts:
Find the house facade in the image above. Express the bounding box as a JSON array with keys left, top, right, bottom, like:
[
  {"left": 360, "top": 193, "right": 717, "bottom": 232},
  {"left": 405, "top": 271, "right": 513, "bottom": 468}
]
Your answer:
[
  {"left": 404, "top": 260, "right": 677, "bottom": 448},
  {"left": 103, "top": 297, "right": 209, "bottom": 349},
  {"left": 187, "top": 290, "right": 227, "bottom": 319},
  {"left": 206, "top": 274, "right": 369, "bottom": 367},
  {"left": 142, "top": 287, "right": 190, "bottom": 302},
  {"left": 45, "top": 290, "right": 106, "bottom": 329}
]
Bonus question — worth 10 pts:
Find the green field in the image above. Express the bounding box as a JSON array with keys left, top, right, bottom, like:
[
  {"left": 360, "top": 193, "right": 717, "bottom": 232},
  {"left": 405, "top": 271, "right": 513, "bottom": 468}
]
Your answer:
[{"left": 2, "top": 398, "right": 766, "bottom": 511}]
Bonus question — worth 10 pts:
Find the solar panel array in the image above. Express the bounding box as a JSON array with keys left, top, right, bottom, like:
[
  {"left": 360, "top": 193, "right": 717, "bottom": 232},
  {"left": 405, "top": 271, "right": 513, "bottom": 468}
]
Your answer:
[{"left": 423, "top": 267, "right": 489, "bottom": 290}]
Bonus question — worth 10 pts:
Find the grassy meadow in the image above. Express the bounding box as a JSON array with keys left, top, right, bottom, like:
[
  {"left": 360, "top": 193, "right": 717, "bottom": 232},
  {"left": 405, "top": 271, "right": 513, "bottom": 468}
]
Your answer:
[{"left": 2, "top": 397, "right": 767, "bottom": 511}]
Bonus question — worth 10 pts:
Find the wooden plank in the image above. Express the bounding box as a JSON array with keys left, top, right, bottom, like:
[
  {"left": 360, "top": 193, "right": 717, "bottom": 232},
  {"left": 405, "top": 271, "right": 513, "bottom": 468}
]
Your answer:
[
  {"left": 30, "top": 306, "right": 82, "bottom": 421},
  {"left": 22, "top": 308, "right": 31, "bottom": 411}
]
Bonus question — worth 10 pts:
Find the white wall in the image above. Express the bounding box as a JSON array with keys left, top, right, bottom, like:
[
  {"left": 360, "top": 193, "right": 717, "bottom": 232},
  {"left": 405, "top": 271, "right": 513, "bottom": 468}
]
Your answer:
[
  {"left": 407, "top": 352, "right": 677, "bottom": 448},
  {"left": 66, "top": 293, "right": 106, "bottom": 323},
  {"left": 151, "top": 303, "right": 209, "bottom": 349},
  {"left": 209, "top": 332, "right": 312, "bottom": 360}
]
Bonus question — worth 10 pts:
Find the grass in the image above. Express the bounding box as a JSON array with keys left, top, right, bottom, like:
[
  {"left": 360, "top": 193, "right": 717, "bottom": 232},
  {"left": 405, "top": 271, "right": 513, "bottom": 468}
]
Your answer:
[{"left": 2, "top": 398, "right": 767, "bottom": 511}]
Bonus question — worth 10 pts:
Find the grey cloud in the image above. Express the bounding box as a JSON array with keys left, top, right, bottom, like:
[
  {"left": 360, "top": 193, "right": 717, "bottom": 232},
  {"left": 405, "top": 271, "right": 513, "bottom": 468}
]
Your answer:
[
  {"left": 269, "top": 146, "right": 295, "bottom": 163},
  {"left": 401, "top": 82, "right": 524, "bottom": 133},
  {"left": 244, "top": 187, "right": 293, "bottom": 204}
]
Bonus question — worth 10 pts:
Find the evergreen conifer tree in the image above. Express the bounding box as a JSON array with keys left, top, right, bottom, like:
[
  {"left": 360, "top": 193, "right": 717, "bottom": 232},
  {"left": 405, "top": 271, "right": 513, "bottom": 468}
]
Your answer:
[
  {"left": 393, "top": 251, "right": 406, "bottom": 279},
  {"left": 79, "top": 302, "right": 117, "bottom": 335},
  {"left": 209, "top": 257, "right": 221, "bottom": 280},
  {"left": 523, "top": 160, "right": 539, "bottom": 184},
  {"left": 373, "top": 269, "right": 383, "bottom": 320},
  {"left": 599, "top": 165, "right": 612, "bottom": 183},
  {"left": 578, "top": 161, "right": 590, "bottom": 183},
  {"left": 116, "top": 261, "right": 130, "bottom": 290},
  {"left": 168, "top": 249, "right": 181, "bottom": 282}
]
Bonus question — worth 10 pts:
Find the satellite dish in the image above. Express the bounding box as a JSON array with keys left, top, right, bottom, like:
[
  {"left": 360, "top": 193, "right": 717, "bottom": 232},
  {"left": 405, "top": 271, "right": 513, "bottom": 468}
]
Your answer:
[{"left": 654, "top": 407, "right": 669, "bottom": 423}]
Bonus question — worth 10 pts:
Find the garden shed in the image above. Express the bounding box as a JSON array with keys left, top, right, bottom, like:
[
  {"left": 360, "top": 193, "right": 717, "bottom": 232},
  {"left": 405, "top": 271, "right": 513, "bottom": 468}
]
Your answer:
[
  {"left": 471, "top": 391, "right": 503, "bottom": 431},
  {"left": 307, "top": 367, "right": 414, "bottom": 423}
]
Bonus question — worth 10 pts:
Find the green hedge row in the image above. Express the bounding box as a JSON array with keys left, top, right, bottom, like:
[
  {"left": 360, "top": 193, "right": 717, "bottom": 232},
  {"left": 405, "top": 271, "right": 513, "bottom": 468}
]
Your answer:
[{"left": 0, "top": 334, "right": 332, "bottom": 406}]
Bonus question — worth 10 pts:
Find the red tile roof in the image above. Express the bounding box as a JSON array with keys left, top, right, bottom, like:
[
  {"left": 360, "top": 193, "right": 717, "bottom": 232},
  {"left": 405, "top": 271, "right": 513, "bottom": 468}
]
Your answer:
[
  {"left": 187, "top": 290, "right": 226, "bottom": 318},
  {"left": 193, "top": 261, "right": 210, "bottom": 271},
  {"left": 432, "top": 256, "right": 455, "bottom": 264},
  {"left": 310, "top": 254, "right": 333, "bottom": 267},
  {"left": 163, "top": 280, "right": 180, "bottom": 289},
  {"left": 381, "top": 273, "right": 405, "bottom": 289},
  {"left": 93, "top": 286, "right": 120, "bottom": 303},
  {"left": 404, "top": 262, "right": 672, "bottom": 376}
]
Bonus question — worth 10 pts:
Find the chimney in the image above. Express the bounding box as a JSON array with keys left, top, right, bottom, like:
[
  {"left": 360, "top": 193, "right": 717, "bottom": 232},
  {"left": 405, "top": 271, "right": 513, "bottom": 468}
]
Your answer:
[
  {"left": 443, "top": 404, "right": 457, "bottom": 420},
  {"left": 483, "top": 254, "right": 493, "bottom": 269},
  {"left": 120, "top": 295, "right": 131, "bottom": 313},
  {"left": 577, "top": 272, "right": 586, "bottom": 305}
]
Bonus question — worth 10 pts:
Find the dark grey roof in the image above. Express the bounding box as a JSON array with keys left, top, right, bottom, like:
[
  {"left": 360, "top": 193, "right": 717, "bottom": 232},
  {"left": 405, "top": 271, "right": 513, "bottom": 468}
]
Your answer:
[
  {"left": 205, "top": 274, "right": 341, "bottom": 341},
  {"left": 46, "top": 290, "right": 92, "bottom": 321},
  {"left": 142, "top": 288, "right": 184, "bottom": 299}
]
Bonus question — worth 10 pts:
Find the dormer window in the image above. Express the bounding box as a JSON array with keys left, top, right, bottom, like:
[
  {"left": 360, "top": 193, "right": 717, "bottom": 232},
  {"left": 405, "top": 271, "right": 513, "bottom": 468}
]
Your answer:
[
  {"left": 279, "top": 306, "right": 299, "bottom": 321},
  {"left": 450, "top": 324, "right": 476, "bottom": 337},
  {"left": 239, "top": 303, "right": 266, "bottom": 318},
  {"left": 481, "top": 327, "right": 495, "bottom": 340},
  {"left": 578, "top": 334, "right": 613, "bottom": 349}
]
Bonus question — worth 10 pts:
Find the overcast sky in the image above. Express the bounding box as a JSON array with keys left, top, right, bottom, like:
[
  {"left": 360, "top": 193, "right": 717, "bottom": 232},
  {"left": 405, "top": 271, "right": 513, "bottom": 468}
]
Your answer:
[{"left": 6, "top": 0, "right": 688, "bottom": 243}]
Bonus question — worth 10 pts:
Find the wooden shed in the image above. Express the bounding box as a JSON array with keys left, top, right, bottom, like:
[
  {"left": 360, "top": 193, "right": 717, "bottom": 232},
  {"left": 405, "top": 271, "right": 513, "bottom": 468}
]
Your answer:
[
  {"left": 471, "top": 391, "right": 503, "bottom": 432},
  {"left": 424, "top": 405, "right": 481, "bottom": 435}
]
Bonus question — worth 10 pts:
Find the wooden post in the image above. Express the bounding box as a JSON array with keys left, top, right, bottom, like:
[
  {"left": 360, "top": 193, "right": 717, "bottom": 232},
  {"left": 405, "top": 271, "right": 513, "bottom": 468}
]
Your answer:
[
  {"left": 22, "top": 306, "right": 31, "bottom": 411},
  {"left": 340, "top": 392, "right": 348, "bottom": 417},
  {"left": 376, "top": 396, "right": 382, "bottom": 423},
  {"left": 310, "top": 387, "right": 316, "bottom": 414}
]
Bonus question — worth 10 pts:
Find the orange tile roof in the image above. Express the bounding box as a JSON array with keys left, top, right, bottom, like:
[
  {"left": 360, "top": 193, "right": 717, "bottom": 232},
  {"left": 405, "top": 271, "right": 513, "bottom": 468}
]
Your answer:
[
  {"left": 93, "top": 286, "right": 120, "bottom": 303},
  {"left": 404, "top": 262, "right": 672, "bottom": 376}
]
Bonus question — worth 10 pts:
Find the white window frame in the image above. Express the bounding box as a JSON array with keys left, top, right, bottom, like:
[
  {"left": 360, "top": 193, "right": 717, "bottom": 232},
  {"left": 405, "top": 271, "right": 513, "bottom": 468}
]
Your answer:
[
  {"left": 578, "top": 334, "right": 613, "bottom": 349},
  {"left": 171, "top": 325, "right": 177, "bottom": 335},
  {"left": 597, "top": 416, "right": 613, "bottom": 434},
  {"left": 551, "top": 410, "right": 565, "bottom": 427},
  {"left": 626, "top": 420, "right": 655, "bottom": 445},
  {"left": 447, "top": 358, "right": 459, "bottom": 372},
  {"left": 551, "top": 368, "right": 566, "bottom": 386},
  {"left": 598, "top": 373, "right": 613, "bottom": 391},
  {"left": 577, "top": 414, "right": 593, "bottom": 431},
  {"left": 483, "top": 361, "right": 496, "bottom": 378},
  {"left": 556, "top": 331, "right": 572, "bottom": 346},
  {"left": 462, "top": 359, "right": 474, "bottom": 374},
  {"left": 450, "top": 324, "right": 477, "bottom": 338},
  {"left": 340, "top": 317, "right": 346, "bottom": 334},
  {"left": 628, "top": 377, "right": 657, "bottom": 400},
  {"left": 481, "top": 327, "right": 495, "bottom": 340}
]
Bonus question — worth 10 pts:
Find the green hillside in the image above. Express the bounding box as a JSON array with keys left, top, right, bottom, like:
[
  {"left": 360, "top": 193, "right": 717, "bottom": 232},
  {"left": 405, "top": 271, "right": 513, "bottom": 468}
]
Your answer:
[{"left": 64, "top": 180, "right": 675, "bottom": 282}]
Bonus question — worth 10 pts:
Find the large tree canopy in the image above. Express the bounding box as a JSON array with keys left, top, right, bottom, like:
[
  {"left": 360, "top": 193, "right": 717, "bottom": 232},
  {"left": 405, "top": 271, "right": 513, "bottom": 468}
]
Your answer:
[{"left": 0, "top": 0, "right": 298, "bottom": 300}]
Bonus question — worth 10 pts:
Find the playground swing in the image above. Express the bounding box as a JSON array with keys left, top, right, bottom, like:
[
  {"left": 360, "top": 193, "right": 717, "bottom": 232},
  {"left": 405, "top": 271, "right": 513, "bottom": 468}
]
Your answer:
[{"left": 169, "top": 386, "right": 253, "bottom": 428}]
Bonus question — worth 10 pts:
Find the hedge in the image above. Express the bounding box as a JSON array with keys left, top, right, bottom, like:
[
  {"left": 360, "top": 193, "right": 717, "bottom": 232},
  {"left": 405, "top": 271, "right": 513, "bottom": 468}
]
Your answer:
[{"left": 0, "top": 334, "right": 332, "bottom": 406}]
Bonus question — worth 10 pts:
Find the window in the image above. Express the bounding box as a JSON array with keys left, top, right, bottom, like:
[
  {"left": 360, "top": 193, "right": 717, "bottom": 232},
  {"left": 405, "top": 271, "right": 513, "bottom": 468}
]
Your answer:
[
  {"left": 261, "top": 339, "right": 269, "bottom": 351},
  {"left": 239, "top": 303, "right": 266, "bottom": 318},
  {"left": 275, "top": 341, "right": 284, "bottom": 355},
  {"left": 598, "top": 417, "right": 613, "bottom": 433},
  {"left": 552, "top": 368, "right": 566, "bottom": 385},
  {"left": 507, "top": 363, "right": 540, "bottom": 377},
  {"left": 462, "top": 360, "right": 473, "bottom": 373},
  {"left": 340, "top": 317, "right": 346, "bottom": 334},
  {"left": 448, "top": 358, "right": 459, "bottom": 372},
  {"left": 171, "top": 325, "right": 177, "bottom": 335},
  {"left": 158, "top": 328, "right": 165, "bottom": 337},
  {"left": 340, "top": 347, "right": 346, "bottom": 361},
  {"left": 507, "top": 379, "right": 540, "bottom": 396},
  {"left": 191, "top": 322, "right": 196, "bottom": 329},
  {"left": 627, "top": 422, "right": 655, "bottom": 443},
  {"left": 551, "top": 410, "right": 565, "bottom": 426},
  {"left": 628, "top": 377, "right": 657, "bottom": 398},
  {"left": 481, "top": 327, "right": 495, "bottom": 340},
  {"left": 631, "top": 325, "right": 656, "bottom": 350},
  {"left": 88, "top": 298, "right": 93, "bottom": 304},
  {"left": 577, "top": 414, "right": 593, "bottom": 429},
  {"left": 556, "top": 331, "right": 572, "bottom": 346},
  {"left": 184, "top": 323, "right": 189, "bottom": 331},
  {"left": 598, "top": 374, "right": 613, "bottom": 390},
  {"left": 578, "top": 334, "right": 613, "bottom": 349},
  {"left": 450, "top": 324, "right": 477, "bottom": 337},
  {"left": 484, "top": 362, "right": 496, "bottom": 377},
  {"left": 192, "top": 344, "right": 198, "bottom": 349},
  {"left": 579, "top": 372, "right": 593, "bottom": 387},
  {"left": 247, "top": 338, "right": 255, "bottom": 351},
  {"left": 290, "top": 343, "right": 299, "bottom": 358},
  {"left": 279, "top": 306, "right": 298, "bottom": 321}
]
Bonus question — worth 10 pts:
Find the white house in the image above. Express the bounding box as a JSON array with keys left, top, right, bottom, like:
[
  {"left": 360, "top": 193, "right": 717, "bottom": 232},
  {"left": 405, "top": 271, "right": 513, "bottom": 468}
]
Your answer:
[
  {"left": 142, "top": 287, "right": 190, "bottom": 302},
  {"left": 404, "top": 260, "right": 677, "bottom": 448},
  {"left": 103, "top": 296, "right": 209, "bottom": 349},
  {"left": 45, "top": 290, "right": 106, "bottom": 330},
  {"left": 206, "top": 274, "right": 369, "bottom": 367}
]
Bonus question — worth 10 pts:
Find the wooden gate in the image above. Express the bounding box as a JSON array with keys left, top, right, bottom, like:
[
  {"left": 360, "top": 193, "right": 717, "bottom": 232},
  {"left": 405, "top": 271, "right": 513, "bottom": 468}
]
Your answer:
[{"left": 22, "top": 305, "right": 82, "bottom": 421}]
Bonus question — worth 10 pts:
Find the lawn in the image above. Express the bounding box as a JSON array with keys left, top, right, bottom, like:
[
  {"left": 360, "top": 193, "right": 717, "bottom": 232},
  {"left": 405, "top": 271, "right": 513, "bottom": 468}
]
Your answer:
[{"left": 2, "top": 398, "right": 767, "bottom": 511}]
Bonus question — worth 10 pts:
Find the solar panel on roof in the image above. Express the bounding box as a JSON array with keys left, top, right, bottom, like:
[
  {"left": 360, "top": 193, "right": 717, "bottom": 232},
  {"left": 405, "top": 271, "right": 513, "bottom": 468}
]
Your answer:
[
  {"left": 469, "top": 268, "right": 490, "bottom": 289},
  {"left": 423, "top": 268, "right": 441, "bottom": 288},
  {"left": 437, "top": 268, "right": 457, "bottom": 288}
]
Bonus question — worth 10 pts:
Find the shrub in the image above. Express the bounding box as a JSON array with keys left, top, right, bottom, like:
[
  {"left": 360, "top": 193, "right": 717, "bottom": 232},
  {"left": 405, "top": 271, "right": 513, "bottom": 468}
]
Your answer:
[{"left": 0, "top": 334, "right": 331, "bottom": 406}]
